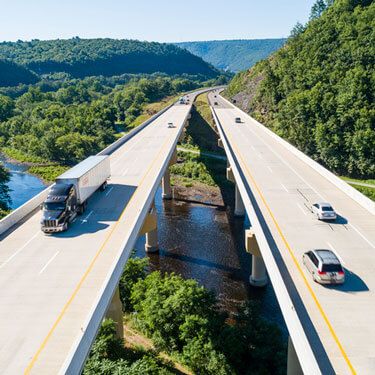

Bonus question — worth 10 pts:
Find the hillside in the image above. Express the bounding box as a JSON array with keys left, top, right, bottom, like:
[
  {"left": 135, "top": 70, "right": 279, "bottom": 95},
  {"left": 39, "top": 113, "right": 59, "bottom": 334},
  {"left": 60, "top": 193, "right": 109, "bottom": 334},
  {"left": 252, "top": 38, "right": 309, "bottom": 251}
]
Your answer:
[
  {"left": 225, "top": 0, "right": 374, "bottom": 178},
  {"left": 176, "top": 39, "right": 285, "bottom": 72},
  {"left": 0, "top": 38, "right": 220, "bottom": 82},
  {"left": 0, "top": 60, "right": 38, "bottom": 86}
]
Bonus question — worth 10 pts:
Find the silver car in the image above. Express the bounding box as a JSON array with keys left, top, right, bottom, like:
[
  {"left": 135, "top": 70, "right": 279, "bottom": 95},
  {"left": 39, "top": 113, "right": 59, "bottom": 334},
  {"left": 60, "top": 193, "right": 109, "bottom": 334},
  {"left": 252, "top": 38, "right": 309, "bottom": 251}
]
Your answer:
[
  {"left": 235, "top": 117, "right": 241, "bottom": 123},
  {"left": 312, "top": 202, "right": 337, "bottom": 220},
  {"left": 303, "top": 249, "right": 345, "bottom": 284}
]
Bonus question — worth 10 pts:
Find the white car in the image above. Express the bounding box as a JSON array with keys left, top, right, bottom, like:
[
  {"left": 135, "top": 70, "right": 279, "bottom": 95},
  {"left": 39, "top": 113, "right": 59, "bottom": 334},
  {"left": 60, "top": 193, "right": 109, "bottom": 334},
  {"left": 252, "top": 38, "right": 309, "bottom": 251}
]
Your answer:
[
  {"left": 312, "top": 202, "right": 337, "bottom": 220},
  {"left": 167, "top": 122, "right": 175, "bottom": 128},
  {"left": 303, "top": 249, "right": 345, "bottom": 285}
]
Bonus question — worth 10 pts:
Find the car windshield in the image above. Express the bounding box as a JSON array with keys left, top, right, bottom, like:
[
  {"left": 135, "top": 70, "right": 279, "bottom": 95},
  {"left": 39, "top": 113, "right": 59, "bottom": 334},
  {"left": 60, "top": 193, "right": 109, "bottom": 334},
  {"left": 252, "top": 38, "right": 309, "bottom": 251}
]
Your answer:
[
  {"left": 322, "top": 206, "right": 333, "bottom": 211},
  {"left": 44, "top": 202, "right": 65, "bottom": 211},
  {"left": 322, "top": 264, "right": 342, "bottom": 272}
]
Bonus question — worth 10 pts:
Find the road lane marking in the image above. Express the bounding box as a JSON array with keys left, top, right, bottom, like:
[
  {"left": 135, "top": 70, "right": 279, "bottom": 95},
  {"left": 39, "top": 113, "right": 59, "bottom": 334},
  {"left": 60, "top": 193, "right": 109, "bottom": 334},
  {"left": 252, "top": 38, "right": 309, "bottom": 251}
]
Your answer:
[
  {"left": 297, "top": 203, "right": 307, "bottom": 216},
  {"left": 326, "top": 242, "right": 345, "bottom": 265},
  {"left": 348, "top": 223, "right": 375, "bottom": 249},
  {"left": 219, "top": 113, "right": 357, "bottom": 374},
  {"left": 39, "top": 251, "right": 60, "bottom": 275},
  {"left": 236, "top": 110, "right": 375, "bottom": 252},
  {"left": 267, "top": 166, "right": 273, "bottom": 173},
  {"left": 0, "top": 232, "right": 39, "bottom": 270},
  {"left": 25, "top": 112, "right": 184, "bottom": 373},
  {"left": 81, "top": 210, "right": 93, "bottom": 224},
  {"left": 281, "top": 183, "right": 289, "bottom": 193},
  {"left": 105, "top": 186, "right": 114, "bottom": 196}
]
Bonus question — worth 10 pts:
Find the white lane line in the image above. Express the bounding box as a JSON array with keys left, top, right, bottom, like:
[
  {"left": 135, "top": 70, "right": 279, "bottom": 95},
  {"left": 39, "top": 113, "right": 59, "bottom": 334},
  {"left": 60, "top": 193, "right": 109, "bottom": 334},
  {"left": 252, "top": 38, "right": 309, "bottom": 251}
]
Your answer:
[
  {"left": 0, "top": 232, "right": 39, "bottom": 270},
  {"left": 297, "top": 203, "right": 307, "bottom": 216},
  {"left": 105, "top": 186, "right": 114, "bottom": 196},
  {"left": 39, "top": 251, "right": 60, "bottom": 275},
  {"left": 348, "top": 223, "right": 375, "bottom": 249},
  {"left": 251, "top": 145, "right": 256, "bottom": 151},
  {"left": 122, "top": 167, "right": 130, "bottom": 176},
  {"left": 258, "top": 154, "right": 264, "bottom": 160},
  {"left": 81, "top": 210, "right": 93, "bottom": 224},
  {"left": 233, "top": 113, "right": 375, "bottom": 250},
  {"left": 267, "top": 166, "right": 273, "bottom": 173},
  {"left": 281, "top": 183, "right": 289, "bottom": 193},
  {"left": 326, "top": 242, "right": 346, "bottom": 265}
]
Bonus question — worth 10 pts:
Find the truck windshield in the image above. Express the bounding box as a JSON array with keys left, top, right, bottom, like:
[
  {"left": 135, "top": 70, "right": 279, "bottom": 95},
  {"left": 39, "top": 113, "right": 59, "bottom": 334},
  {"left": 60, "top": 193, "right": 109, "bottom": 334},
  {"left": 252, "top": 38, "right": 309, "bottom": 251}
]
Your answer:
[{"left": 44, "top": 202, "right": 65, "bottom": 211}]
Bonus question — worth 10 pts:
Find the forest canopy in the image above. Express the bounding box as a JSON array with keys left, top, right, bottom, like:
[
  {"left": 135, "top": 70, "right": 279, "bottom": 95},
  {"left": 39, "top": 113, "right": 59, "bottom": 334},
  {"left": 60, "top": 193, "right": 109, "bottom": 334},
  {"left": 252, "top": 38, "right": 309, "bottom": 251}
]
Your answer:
[
  {"left": 0, "top": 38, "right": 220, "bottom": 82},
  {"left": 226, "top": 0, "right": 374, "bottom": 178}
]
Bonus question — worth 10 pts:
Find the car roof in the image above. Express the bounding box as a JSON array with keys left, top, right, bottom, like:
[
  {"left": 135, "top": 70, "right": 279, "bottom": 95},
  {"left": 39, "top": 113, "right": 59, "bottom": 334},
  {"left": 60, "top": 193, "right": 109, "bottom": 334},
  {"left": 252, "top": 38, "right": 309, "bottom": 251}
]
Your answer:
[
  {"left": 313, "top": 249, "right": 341, "bottom": 264},
  {"left": 316, "top": 202, "right": 332, "bottom": 207}
]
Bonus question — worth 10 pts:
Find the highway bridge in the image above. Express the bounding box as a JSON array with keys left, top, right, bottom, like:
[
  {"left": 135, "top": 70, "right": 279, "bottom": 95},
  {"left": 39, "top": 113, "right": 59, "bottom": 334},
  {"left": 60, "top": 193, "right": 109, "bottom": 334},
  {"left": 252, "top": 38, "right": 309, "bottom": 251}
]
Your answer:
[
  {"left": 209, "top": 91, "right": 375, "bottom": 375},
  {"left": 0, "top": 88, "right": 374, "bottom": 374}
]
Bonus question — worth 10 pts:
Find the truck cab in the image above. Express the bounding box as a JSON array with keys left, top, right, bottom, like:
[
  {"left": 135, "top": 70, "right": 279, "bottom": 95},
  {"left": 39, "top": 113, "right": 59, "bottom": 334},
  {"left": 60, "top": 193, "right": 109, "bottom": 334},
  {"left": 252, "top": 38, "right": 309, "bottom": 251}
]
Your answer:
[{"left": 41, "top": 184, "right": 77, "bottom": 233}]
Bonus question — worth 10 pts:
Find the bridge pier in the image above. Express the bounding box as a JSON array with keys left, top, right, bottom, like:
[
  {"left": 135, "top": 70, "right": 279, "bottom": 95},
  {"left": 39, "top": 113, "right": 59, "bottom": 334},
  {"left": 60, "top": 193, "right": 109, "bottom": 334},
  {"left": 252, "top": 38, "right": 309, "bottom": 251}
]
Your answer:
[
  {"left": 234, "top": 184, "right": 245, "bottom": 217},
  {"left": 245, "top": 229, "right": 268, "bottom": 287},
  {"left": 139, "top": 201, "right": 159, "bottom": 253},
  {"left": 105, "top": 286, "right": 124, "bottom": 339},
  {"left": 287, "top": 337, "right": 303, "bottom": 375},
  {"left": 162, "top": 169, "right": 172, "bottom": 199}
]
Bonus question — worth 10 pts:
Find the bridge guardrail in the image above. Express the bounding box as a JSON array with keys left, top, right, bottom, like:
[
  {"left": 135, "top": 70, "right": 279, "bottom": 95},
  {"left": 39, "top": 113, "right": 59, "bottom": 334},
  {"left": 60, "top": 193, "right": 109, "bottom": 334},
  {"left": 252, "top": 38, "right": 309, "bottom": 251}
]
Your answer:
[
  {"left": 0, "top": 98, "right": 177, "bottom": 237},
  {"left": 210, "top": 104, "right": 322, "bottom": 375},
  {"left": 219, "top": 95, "right": 375, "bottom": 216}
]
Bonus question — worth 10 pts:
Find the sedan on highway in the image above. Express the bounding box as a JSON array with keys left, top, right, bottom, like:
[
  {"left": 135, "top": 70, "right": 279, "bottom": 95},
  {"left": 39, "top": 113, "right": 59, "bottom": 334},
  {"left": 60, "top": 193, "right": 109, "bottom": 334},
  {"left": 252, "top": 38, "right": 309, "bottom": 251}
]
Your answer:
[
  {"left": 312, "top": 202, "right": 337, "bottom": 220},
  {"left": 235, "top": 117, "right": 242, "bottom": 123},
  {"left": 303, "top": 249, "right": 345, "bottom": 285}
]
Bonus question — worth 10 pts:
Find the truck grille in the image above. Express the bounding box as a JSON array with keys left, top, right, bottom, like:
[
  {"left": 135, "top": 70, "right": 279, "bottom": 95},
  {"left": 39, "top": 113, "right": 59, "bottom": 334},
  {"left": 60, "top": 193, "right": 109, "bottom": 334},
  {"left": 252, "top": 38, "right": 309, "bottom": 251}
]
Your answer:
[{"left": 44, "top": 220, "right": 57, "bottom": 227}]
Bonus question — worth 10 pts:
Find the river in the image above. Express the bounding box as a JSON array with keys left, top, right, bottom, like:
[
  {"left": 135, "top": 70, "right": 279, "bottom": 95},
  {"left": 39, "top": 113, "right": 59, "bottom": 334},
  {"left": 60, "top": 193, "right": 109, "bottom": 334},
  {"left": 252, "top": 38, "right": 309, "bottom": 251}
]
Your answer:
[{"left": 2, "top": 158, "right": 285, "bottom": 330}]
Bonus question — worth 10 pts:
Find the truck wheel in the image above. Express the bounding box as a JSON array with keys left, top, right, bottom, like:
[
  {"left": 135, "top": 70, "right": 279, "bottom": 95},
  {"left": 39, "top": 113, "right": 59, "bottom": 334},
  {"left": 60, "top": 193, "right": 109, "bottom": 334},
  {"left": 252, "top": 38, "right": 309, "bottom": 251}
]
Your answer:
[
  {"left": 100, "top": 181, "right": 107, "bottom": 191},
  {"left": 63, "top": 222, "right": 68, "bottom": 231}
]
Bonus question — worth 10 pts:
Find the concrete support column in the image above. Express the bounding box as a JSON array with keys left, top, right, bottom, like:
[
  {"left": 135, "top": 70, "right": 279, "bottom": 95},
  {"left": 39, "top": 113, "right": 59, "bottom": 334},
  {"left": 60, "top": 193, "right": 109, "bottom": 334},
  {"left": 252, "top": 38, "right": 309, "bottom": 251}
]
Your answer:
[
  {"left": 234, "top": 184, "right": 245, "bottom": 217},
  {"left": 249, "top": 255, "right": 268, "bottom": 287},
  {"left": 162, "top": 169, "right": 172, "bottom": 199},
  {"left": 145, "top": 227, "right": 158, "bottom": 253},
  {"left": 245, "top": 229, "right": 268, "bottom": 287},
  {"left": 106, "top": 286, "right": 124, "bottom": 339},
  {"left": 145, "top": 201, "right": 158, "bottom": 253},
  {"left": 287, "top": 337, "right": 303, "bottom": 375}
]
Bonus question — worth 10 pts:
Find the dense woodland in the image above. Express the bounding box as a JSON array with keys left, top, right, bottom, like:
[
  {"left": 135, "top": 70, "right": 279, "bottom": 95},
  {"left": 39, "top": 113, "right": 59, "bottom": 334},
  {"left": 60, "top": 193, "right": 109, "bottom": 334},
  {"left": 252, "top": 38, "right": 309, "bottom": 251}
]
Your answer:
[
  {"left": 177, "top": 39, "right": 286, "bottom": 72},
  {"left": 226, "top": 0, "right": 374, "bottom": 178},
  {"left": 84, "top": 257, "right": 286, "bottom": 375},
  {"left": 0, "top": 38, "right": 220, "bottom": 82},
  {"left": 0, "top": 60, "right": 38, "bottom": 87}
]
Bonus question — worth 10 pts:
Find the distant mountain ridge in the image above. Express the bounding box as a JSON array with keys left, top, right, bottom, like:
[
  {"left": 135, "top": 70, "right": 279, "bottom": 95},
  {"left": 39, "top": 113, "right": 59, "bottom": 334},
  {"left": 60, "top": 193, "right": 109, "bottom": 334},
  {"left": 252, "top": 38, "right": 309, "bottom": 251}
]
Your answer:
[
  {"left": 175, "top": 39, "right": 286, "bottom": 72},
  {"left": 0, "top": 38, "right": 220, "bottom": 85}
]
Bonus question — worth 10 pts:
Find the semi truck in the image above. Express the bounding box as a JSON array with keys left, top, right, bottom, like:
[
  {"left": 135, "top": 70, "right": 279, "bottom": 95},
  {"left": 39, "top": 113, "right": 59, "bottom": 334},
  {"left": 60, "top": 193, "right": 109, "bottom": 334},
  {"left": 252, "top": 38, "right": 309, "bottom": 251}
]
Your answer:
[{"left": 40, "top": 155, "right": 110, "bottom": 233}]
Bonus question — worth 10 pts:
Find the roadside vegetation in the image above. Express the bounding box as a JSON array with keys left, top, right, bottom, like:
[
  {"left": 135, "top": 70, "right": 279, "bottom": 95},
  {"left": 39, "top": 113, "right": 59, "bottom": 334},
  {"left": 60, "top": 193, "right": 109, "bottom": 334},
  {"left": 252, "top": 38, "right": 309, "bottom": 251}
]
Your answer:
[
  {"left": 171, "top": 93, "right": 229, "bottom": 190},
  {"left": 0, "top": 164, "right": 10, "bottom": 219},
  {"left": 84, "top": 257, "right": 286, "bottom": 375},
  {"left": 225, "top": 0, "right": 374, "bottom": 180}
]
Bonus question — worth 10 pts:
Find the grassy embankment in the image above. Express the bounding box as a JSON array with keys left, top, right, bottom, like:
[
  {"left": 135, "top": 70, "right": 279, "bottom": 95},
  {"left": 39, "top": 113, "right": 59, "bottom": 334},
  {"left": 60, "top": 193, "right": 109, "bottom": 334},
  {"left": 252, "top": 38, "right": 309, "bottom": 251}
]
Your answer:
[
  {"left": 340, "top": 177, "right": 375, "bottom": 202},
  {"left": 171, "top": 93, "right": 229, "bottom": 192}
]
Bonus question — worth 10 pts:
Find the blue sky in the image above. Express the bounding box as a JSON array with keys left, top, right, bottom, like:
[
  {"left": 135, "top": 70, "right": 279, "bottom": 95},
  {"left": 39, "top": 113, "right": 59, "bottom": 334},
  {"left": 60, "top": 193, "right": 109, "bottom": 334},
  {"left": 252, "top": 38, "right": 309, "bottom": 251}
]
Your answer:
[{"left": 0, "top": 0, "right": 316, "bottom": 42}]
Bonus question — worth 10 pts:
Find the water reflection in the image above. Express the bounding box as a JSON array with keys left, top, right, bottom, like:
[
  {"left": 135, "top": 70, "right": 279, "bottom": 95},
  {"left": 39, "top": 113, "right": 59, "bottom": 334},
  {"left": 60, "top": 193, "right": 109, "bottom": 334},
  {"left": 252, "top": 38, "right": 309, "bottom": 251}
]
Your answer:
[
  {"left": 135, "top": 188, "right": 286, "bottom": 331},
  {"left": 0, "top": 157, "right": 46, "bottom": 209}
]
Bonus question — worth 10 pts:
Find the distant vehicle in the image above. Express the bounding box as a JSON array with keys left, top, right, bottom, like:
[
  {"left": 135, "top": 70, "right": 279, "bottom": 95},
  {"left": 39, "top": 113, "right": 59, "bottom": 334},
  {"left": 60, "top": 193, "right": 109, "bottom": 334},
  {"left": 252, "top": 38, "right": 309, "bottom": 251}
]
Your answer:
[
  {"left": 233, "top": 99, "right": 237, "bottom": 103},
  {"left": 312, "top": 202, "right": 337, "bottom": 220},
  {"left": 235, "top": 117, "right": 241, "bottom": 123},
  {"left": 303, "top": 249, "right": 345, "bottom": 284},
  {"left": 40, "top": 156, "right": 110, "bottom": 233},
  {"left": 214, "top": 102, "right": 218, "bottom": 105},
  {"left": 167, "top": 122, "right": 175, "bottom": 128},
  {"left": 179, "top": 97, "right": 185, "bottom": 104},
  {"left": 214, "top": 95, "right": 217, "bottom": 97}
]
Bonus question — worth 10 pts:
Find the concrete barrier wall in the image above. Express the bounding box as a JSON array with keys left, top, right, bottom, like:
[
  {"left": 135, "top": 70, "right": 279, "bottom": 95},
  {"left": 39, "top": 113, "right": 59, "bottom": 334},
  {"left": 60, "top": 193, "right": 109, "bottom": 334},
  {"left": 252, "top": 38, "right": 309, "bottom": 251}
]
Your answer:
[
  {"left": 0, "top": 100, "right": 178, "bottom": 237},
  {"left": 0, "top": 185, "right": 52, "bottom": 236},
  {"left": 219, "top": 95, "right": 375, "bottom": 216}
]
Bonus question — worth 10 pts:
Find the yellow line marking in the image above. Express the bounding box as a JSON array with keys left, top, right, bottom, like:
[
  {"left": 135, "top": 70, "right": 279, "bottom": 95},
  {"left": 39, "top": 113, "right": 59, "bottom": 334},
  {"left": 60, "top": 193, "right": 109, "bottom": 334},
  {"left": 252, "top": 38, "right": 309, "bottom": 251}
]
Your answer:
[
  {"left": 25, "top": 119, "right": 181, "bottom": 374},
  {"left": 223, "top": 120, "right": 356, "bottom": 374}
]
